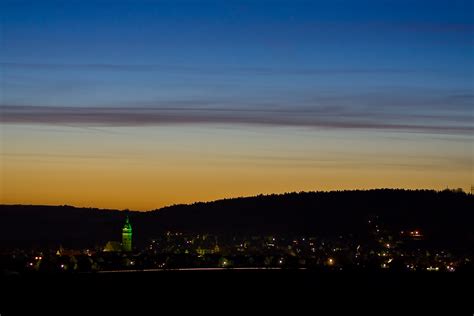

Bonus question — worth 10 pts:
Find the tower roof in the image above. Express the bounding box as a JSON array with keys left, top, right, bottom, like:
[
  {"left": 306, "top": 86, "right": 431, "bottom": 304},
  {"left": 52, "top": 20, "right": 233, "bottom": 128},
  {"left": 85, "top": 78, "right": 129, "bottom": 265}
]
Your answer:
[{"left": 123, "top": 216, "right": 132, "bottom": 231}]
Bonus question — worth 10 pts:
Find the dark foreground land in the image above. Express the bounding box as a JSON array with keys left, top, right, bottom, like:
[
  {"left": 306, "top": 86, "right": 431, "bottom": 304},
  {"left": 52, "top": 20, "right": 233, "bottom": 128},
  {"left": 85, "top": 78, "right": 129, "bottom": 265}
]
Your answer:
[
  {"left": 1, "top": 190, "right": 472, "bottom": 313},
  {"left": 1, "top": 270, "right": 472, "bottom": 314}
]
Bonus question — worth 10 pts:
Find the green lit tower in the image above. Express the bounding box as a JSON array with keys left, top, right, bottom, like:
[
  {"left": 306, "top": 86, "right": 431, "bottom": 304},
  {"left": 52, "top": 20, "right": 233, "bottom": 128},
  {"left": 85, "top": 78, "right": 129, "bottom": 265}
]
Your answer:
[{"left": 122, "top": 216, "right": 132, "bottom": 252}]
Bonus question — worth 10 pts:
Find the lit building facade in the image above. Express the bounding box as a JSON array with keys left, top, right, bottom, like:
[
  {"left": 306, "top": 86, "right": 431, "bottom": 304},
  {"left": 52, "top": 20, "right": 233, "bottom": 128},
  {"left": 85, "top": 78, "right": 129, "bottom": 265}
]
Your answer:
[{"left": 122, "top": 216, "right": 133, "bottom": 252}]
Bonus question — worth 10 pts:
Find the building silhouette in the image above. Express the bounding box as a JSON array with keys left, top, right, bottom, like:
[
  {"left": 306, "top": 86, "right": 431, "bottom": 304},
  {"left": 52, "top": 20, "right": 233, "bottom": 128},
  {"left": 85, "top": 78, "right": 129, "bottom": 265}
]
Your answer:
[{"left": 104, "top": 241, "right": 122, "bottom": 252}]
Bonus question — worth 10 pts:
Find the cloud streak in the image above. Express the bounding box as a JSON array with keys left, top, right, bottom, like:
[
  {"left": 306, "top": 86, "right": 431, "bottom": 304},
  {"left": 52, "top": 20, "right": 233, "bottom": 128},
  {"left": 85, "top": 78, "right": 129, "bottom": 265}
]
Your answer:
[
  {"left": 1, "top": 105, "right": 472, "bottom": 136},
  {"left": 0, "top": 62, "right": 435, "bottom": 76}
]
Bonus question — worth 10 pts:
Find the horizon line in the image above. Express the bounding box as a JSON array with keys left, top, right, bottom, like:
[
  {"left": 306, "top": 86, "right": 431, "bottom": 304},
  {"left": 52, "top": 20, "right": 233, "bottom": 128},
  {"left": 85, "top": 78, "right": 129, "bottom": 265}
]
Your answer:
[{"left": 1, "top": 187, "right": 470, "bottom": 212}]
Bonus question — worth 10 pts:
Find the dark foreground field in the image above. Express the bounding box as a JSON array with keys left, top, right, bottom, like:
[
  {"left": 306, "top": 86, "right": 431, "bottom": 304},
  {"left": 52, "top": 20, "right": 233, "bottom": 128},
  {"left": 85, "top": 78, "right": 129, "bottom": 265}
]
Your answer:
[{"left": 1, "top": 270, "right": 472, "bottom": 314}]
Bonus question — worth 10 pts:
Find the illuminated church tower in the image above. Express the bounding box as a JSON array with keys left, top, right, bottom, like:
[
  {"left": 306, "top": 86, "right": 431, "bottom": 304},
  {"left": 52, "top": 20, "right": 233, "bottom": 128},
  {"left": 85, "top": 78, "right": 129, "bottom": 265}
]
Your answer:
[{"left": 122, "top": 216, "right": 132, "bottom": 252}]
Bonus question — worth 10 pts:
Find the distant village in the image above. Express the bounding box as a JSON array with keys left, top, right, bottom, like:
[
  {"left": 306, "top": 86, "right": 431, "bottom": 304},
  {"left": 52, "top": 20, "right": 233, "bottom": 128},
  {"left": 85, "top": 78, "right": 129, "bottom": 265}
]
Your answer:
[{"left": 1, "top": 213, "right": 471, "bottom": 275}]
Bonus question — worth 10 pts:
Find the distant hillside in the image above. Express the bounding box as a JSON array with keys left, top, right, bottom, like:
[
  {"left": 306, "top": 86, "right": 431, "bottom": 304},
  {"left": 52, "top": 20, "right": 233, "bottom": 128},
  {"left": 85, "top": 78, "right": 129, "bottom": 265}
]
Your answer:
[{"left": 0, "top": 189, "right": 473, "bottom": 250}]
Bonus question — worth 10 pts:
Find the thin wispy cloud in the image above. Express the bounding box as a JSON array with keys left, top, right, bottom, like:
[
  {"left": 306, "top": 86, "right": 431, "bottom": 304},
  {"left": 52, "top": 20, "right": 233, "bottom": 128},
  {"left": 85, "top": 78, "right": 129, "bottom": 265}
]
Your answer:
[
  {"left": 1, "top": 105, "right": 472, "bottom": 135},
  {"left": 293, "top": 21, "right": 474, "bottom": 34},
  {"left": 0, "top": 62, "right": 436, "bottom": 76}
]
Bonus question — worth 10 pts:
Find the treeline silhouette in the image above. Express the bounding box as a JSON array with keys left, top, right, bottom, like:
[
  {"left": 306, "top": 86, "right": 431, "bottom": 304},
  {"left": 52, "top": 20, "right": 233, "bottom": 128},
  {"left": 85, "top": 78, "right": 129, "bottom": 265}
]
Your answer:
[{"left": 0, "top": 189, "right": 472, "bottom": 250}]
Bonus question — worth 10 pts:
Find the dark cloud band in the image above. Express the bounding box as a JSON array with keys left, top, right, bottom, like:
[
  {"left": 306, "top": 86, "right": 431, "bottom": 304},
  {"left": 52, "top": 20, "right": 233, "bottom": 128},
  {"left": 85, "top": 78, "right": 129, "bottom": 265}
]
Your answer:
[{"left": 1, "top": 105, "right": 472, "bottom": 135}]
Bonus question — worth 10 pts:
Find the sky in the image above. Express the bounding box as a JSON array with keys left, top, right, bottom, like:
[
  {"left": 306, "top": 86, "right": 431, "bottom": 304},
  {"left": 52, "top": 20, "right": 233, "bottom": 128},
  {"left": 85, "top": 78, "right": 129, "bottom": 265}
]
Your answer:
[{"left": 1, "top": 0, "right": 473, "bottom": 210}]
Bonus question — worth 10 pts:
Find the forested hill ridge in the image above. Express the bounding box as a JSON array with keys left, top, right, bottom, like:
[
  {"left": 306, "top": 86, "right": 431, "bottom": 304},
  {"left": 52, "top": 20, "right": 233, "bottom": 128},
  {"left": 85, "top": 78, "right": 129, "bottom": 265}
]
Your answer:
[{"left": 0, "top": 189, "right": 472, "bottom": 249}]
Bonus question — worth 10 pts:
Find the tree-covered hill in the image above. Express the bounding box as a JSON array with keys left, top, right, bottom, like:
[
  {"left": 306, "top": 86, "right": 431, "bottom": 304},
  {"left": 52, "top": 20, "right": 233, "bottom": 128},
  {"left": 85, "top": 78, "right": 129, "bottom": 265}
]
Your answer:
[{"left": 0, "top": 189, "right": 472, "bottom": 250}]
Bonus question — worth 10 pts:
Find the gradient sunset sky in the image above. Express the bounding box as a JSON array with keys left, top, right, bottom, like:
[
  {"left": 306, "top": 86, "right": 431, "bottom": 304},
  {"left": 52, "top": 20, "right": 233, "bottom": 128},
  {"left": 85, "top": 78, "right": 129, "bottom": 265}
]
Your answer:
[{"left": 1, "top": 0, "right": 473, "bottom": 210}]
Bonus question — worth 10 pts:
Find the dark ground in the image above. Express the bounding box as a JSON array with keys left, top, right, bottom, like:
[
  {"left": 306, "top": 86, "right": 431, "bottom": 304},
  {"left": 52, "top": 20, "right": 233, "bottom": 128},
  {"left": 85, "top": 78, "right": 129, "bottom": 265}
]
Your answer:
[{"left": 1, "top": 270, "right": 472, "bottom": 314}]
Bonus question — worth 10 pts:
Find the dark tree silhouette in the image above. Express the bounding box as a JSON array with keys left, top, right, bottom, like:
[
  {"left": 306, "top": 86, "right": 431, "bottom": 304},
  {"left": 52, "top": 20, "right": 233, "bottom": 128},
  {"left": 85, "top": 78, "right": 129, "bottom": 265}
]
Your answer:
[{"left": 0, "top": 189, "right": 472, "bottom": 251}]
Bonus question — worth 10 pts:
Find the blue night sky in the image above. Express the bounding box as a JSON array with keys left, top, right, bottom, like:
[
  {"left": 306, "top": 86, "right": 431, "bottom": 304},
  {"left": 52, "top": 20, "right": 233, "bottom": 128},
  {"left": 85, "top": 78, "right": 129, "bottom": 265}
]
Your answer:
[
  {"left": 0, "top": 0, "right": 473, "bottom": 209},
  {"left": 2, "top": 0, "right": 472, "bottom": 111}
]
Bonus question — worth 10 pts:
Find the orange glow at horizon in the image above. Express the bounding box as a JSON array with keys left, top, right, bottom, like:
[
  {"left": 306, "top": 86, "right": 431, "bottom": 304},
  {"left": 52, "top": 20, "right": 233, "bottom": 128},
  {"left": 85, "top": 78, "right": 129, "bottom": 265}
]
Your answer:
[{"left": 1, "top": 124, "right": 472, "bottom": 210}]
